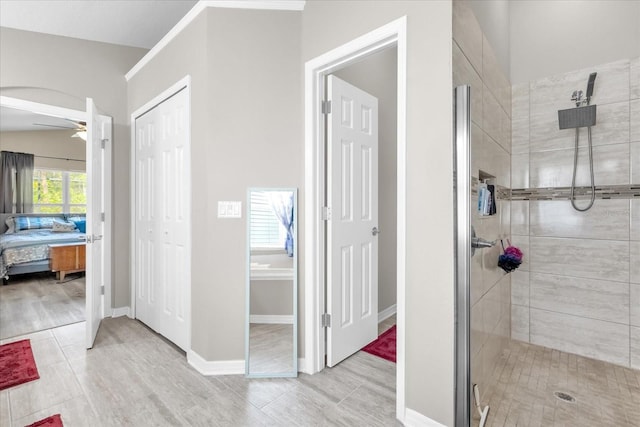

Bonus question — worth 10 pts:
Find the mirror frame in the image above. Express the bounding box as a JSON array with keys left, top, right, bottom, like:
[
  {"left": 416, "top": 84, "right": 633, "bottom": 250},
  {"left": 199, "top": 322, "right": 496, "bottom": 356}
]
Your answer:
[{"left": 245, "top": 187, "right": 298, "bottom": 378}]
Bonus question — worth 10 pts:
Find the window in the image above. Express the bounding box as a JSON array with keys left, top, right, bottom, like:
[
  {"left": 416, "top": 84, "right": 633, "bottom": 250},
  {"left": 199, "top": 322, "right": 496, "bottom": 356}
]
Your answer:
[
  {"left": 33, "top": 169, "right": 87, "bottom": 213},
  {"left": 250, "top": 191, "right": 287, "bottom": 249}
]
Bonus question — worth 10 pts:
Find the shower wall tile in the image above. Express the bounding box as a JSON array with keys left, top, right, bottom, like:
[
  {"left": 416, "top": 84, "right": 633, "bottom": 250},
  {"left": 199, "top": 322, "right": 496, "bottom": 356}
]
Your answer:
[
  {"left": 510, "top": 235, "right": 529, "bottom": 271},
  {"left": 470, "top": 123, "right": 484, "bottom": 179},
  {"left": 529, "top": 272, "right": 629, "bottom": 324},
  {"left": 511, "top": 83, "right": 529, "bottom": 155},
  {"left": 530, "top": 59, "right": 629, "bottom": 112},
  {"left": 482, "top": 34, "right": 511, "bottom": 116},
  {"left": 529, "top": 199, "right": 630, "bottom": 240},
  {"left": 530, "top": 308, "right": 629, "bottom": 366},
  {"left": 631, "top": 57, "right": 640, "bottom": 100},
  {"left": 632, "top": 200, "right": 640, "bottom": 241},
  {"left": 453, "top": 41, "right": 483, "bottom": 128},
  {"left": 511, "top": 154, "right": 529, "bottom": 189},
  {"left": 529, "top": 59, "right": 630, "bottom": 152},
  {"left": 631, "top": 99, "right": 640, "bottom": 142},
  {"left": 452, "top": 0, "right": 482, "bottom": 77},
  {"left": 511, "top": 304, "right": 529, "bottom": 342},
  {"left": 529, "top": 143, "right": 629, "bottom": 188},
  {"left": 632, "top": 327, "right": 640, "bottom": 370},
  {"left": 511, "top": 270, "right": 529, "bottom": 306},
  {"left": 472, "top": 129, "right": 510, "bottom": 187},
  {"left": 530, "top": 101, "right": 630, "bottom": 153},
  {"left": 589, "top": 102, "right": 630, "bottom": 147},
  {"left": 631, "top": 284, "right": 640, "bottom": 327},
  {"left": 631, "top": 241, "right": 640, "bottom": 284},
  {"left": 483, "top": 85, "right": 509, "bottom": 152},
  {"left": 632, "top": 143, "right": 640, "bottom": 183},
  {"left": 529, "top": 237, "right": 629, "bottom": 283},
  {"left": 511, "top": 200, "right": 529, "bottom": 236},
  {"left": 499, "top": 200, "right": 511, "bottom": 238},
  {"left": 471, "top": 299, "right": 486, "bottom": 356},
  {"left": 483, "top": 282, "right": 502, "bottom": 337}
]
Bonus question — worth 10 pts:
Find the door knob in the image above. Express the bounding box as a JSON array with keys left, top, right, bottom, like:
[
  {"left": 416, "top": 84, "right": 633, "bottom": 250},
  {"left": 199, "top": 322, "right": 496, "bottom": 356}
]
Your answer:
[{"left": 372, "top": 227, "right": 380, "bottom": 236}]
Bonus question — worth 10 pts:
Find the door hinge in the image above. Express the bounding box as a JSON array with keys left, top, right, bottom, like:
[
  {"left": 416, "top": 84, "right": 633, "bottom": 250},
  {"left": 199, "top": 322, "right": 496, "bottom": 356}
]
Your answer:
[
  {"left": 321, "top": 313, "right": 331, "bottom": 328},
  {"left": 101, "top": 138, "right": 108, "bottom": 149},
  {"left": 101, "top": 212, "right": 105, "bottom": 222},
  {"left": 100, "top": 285, "right": 105, "bottom": 295},
  {"left": 322, "top": 206, "right": 331, "bottom": 221},
  {"left": 322, "top": 100, "right": 332, "bottom": 115}
]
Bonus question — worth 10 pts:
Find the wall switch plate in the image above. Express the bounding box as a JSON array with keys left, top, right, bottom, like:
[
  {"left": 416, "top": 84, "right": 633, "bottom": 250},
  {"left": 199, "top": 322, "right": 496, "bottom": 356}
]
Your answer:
[{"left": 218, "top": 201, "right": 242, "bottom": 218}]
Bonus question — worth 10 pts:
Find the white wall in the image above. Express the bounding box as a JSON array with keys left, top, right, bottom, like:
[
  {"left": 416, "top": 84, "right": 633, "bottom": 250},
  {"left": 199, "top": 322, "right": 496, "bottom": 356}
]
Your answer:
[
  {"left": 128, "top": 8, "right": 302, "bottom": 363},
  {"left": 0, "top": 27, "right": 147, "bottom": 308},
  {"left": 0, "top": 129, "right": 86, "bottom": 171},
  {"left": 303, "top": 2, "right": 454, "bottom": 424},
  {"left": 510, "top": 0, "right": 640, "bottom": 84}
]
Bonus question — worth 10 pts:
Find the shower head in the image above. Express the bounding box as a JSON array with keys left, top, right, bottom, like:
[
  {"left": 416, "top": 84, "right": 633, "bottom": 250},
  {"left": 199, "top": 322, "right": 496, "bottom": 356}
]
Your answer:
[{"left": 586, "top": 72, "right": 597, "bottom": 104}]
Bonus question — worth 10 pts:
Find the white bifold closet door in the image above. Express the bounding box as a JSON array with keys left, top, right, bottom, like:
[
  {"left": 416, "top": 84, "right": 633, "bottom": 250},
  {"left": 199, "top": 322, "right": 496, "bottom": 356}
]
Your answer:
[{"left": 135, "top": 87, "right": 189, "bottom": 351}]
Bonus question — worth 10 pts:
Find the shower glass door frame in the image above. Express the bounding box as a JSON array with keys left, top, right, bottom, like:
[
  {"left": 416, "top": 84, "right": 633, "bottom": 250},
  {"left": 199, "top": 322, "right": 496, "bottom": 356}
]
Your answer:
[{"left": 454, "top": 85, "right": 471, "bottom": 427}]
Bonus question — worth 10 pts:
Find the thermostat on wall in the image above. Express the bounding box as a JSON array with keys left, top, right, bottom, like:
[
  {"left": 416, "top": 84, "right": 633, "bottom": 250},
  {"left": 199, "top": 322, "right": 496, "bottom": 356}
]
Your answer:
[{"left": 217, "top": 201, "right": 242, "bottom": 218}]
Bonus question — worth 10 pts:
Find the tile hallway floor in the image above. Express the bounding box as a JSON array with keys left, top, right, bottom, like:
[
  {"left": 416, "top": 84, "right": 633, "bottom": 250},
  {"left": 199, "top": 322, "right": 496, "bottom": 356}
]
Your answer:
[{"left": 0, "top": 317, "right": 400, "bottom": 427}]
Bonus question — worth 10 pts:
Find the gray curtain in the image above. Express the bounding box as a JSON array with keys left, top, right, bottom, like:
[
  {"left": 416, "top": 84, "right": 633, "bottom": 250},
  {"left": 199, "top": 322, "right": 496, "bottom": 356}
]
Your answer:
[{"left": 0, "top": 151, "right": 34, "bottom": 214}]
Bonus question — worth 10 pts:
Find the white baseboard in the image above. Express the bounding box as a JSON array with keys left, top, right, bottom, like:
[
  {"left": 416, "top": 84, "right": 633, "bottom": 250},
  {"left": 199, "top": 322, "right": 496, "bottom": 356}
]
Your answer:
[
  {"left": 297, "top": 357, "right": 308, "bottom": 374},
  {"left": 111, "top": 306, "right": 130, "bottom": 318},
  {"left": 250, "top": 315, "right": 294, "bottom": 324},
  {"left": 378, "top": 304, "right": 397, "bottom": 323},
  {"left": 404, "top": 408, "right": 447, "bottom": 427},
  {"left": 187, "top": 350, "right": 244, "bottom": 376}
]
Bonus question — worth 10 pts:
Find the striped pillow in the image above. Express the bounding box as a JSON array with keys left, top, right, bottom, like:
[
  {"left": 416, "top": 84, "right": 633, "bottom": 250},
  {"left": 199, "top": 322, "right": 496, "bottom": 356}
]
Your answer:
[{"left": 14, "top": 216, "right": 55, "bottom": 231}]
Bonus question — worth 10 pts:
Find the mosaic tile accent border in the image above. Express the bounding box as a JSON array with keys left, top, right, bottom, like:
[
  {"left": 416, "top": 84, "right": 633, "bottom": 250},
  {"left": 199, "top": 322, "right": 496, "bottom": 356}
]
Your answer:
[
  {"left": 470, "top": 178, "right": 640, "bottom": 201},
  {"left": 511, "top": 185, "right": 640, "bottom": 201}
]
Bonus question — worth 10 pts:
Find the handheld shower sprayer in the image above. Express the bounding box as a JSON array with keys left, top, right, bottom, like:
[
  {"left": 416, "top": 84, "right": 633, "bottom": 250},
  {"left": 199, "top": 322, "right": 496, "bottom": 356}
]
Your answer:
[{"left": 586, "top": 72, "right": 597, "bottom": 105}]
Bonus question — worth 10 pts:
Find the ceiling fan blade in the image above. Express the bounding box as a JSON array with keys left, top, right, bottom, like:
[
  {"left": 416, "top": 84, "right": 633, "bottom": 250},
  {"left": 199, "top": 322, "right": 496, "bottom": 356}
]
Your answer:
[{"left": 33, "top": 123, "right": 75, "bottom": 130}]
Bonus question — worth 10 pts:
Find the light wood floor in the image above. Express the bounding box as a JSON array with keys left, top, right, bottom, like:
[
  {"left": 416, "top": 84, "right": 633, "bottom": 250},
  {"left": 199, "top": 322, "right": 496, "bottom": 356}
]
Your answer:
[
  {"left": 0, "top": 317, "right": 400, "bottom": 426},
  {"left": 0, "top": 272, "right": 85, "bottom": 340},
  {"left": 477, "top": 339, "right": 640, "bottom": 427}
]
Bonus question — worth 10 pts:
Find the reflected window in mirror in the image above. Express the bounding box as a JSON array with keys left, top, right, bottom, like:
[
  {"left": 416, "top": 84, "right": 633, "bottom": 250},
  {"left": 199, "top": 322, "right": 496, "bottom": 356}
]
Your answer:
[{"left": 246, "top": 188, "right": 297, "bottom": 378}]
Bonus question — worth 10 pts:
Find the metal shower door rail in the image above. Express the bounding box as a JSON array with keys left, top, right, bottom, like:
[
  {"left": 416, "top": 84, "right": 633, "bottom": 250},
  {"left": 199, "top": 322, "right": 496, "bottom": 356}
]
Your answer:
[{"left": 453, "top": 85, "right": 471, "bottom": 427}]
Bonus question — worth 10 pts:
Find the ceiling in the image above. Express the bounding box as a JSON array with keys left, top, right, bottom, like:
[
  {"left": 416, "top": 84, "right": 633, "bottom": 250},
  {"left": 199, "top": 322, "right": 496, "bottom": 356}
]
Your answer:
[{"left": 0, "top": 0, "right": 199, "bottom": 49}]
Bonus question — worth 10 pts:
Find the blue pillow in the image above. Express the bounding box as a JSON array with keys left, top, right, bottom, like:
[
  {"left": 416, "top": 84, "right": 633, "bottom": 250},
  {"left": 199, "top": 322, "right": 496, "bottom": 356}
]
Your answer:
[
  {"left": 71, "top": 219, "right": 86, "bottom": 233},
  {"left": 14, "top": 216, "right": 55, "bottom": 231}
]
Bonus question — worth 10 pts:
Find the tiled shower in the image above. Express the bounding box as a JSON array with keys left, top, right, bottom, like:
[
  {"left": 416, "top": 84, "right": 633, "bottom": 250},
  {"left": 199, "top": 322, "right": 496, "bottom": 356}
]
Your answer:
[
  {"left": 510, "top": 57, "right": 640, "bottom": 370},
  {"left": 453, "top": 0, "right": 512, "bottom": 402},
  {"left": 453, "top": 2, "right": 640, "bottom": 417}
]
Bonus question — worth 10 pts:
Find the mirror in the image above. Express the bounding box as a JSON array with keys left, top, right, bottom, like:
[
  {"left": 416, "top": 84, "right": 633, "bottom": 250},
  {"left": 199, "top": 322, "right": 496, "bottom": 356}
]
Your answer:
[{"left": 246, "top": 188, "right": 297, "bottom": 377}]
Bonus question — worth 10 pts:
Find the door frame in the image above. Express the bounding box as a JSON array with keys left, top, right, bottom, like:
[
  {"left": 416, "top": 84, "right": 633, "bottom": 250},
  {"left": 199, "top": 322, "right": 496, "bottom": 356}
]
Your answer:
[
  {"left": 303, "top": 16, "right": 407, "bottom": 422},
  {"left": 0, "top": 95, "right": 113, "bottom": 321},
  {"left": 129, "top": 75, "right": 192, "bottom": 352}
]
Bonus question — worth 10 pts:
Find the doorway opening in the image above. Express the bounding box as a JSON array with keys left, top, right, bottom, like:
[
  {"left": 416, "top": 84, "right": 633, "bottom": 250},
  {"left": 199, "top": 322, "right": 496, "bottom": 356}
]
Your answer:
[
  {"left": 0, "top": 95, "right": 112, "bottom": 348},
  {"left": 304, "top": 16, "right": 407, "bottom": 422}
]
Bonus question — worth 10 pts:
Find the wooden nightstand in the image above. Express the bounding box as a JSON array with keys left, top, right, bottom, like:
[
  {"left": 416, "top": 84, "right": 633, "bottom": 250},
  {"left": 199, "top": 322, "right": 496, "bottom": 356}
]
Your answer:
[{"left": 49, "top": 243, "right": 86, "bottom": 281}]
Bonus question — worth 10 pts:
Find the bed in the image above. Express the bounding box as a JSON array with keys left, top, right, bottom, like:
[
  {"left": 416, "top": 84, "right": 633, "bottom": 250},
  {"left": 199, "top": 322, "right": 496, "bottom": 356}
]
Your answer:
[{"left": 1, "top": 213, "right": 86, "bottom": 282}]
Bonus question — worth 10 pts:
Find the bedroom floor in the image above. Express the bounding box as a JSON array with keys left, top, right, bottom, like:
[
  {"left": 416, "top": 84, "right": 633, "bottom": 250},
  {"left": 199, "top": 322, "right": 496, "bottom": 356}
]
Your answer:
[
  {"left": 0, "top": 317, "right": 400, "bottom": 426},
  {"left": 0, "top": 272, "right": 85, "bottom": 340}
]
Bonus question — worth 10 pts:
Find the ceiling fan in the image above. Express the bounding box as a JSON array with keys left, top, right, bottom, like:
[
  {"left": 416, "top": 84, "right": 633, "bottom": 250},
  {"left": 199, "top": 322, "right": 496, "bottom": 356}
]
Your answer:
[{"left": 33, "top": 119, "right": 87, "bottom": 140}]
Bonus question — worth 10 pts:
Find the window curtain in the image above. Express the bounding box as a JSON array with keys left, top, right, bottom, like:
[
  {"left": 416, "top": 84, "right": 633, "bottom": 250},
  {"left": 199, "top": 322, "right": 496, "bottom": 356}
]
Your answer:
[
  {"left": 267, "top": 191, "right": 294, "bottom": 257},
  {"left": 0, "top": 151, "right": 34, "bottom": 214}
]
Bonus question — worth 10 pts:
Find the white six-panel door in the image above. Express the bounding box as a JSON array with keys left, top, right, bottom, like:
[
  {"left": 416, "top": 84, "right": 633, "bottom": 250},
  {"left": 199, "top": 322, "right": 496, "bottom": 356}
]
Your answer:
[
  {"left": 86, "top": 98, "right": 111, "bottom": 349},
  {"left": 135, "top": 87, "right": 190, "bottom": 351},
  {"left": 326, "top": 75, "right": 379, "bottom": 367}
]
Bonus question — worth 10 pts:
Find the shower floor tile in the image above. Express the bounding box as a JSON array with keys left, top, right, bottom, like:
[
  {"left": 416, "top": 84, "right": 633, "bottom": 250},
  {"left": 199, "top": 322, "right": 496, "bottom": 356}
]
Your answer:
[{"left": 476, "top": 340, "right": 640, "bottom": 427}]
